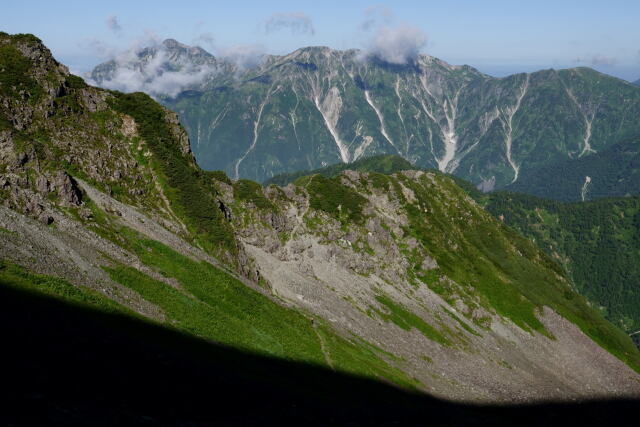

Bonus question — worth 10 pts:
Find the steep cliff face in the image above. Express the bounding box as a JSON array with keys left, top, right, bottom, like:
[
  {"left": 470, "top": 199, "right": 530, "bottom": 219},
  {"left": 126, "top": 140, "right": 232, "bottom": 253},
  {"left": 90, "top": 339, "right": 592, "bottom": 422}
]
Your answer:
[
  {"left": 91, "top": 42, "right": 640, "bottom": 191},
  {"left": 2, "top": 33, "right": 640, "bottom": 403}
]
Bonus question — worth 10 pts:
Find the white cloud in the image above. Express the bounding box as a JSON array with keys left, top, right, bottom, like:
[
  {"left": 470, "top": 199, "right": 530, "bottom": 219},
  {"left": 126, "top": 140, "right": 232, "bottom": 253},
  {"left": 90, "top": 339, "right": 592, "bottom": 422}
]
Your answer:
[
  {"left": 220, "top": 44, "right": 267, "bottom": 71},
  {"left": 366, "top": 23, "right": 427, "bottom": 64},
  {"left": 86, "top": 37, "right": 217, "bottom": 98},
  {"left": 264, "top": 12, "right": 315, "bottom": 36},
  {"left": 360, "top": 5, "right": 394, "bottom": 31},
  {"left": 192, "top": 32, "right": 215, "bottom": 50},
  {"left": 574, "top": 54, "right": 617, "bottom": 66},
  {"left": 358, "top": 7, "right": 427, "bottom": 64},
  {"left": 106, "top": 15, "right": 122, "bottom": 34}
]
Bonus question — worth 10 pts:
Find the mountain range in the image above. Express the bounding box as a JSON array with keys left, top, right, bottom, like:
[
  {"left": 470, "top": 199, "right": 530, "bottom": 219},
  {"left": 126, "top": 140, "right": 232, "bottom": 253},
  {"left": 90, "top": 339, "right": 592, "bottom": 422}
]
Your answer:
[
  {"left": 90, "top": 39, "right": 640, "bottom": 197},
  {"left": 2, "top": 32, "right": 640, "bottom": 418}
]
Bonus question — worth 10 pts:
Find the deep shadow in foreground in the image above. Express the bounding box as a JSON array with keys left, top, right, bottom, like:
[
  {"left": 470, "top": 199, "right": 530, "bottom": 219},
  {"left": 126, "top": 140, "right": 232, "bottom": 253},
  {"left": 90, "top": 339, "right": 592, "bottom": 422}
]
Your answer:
[{"left": 1, "top": 285, "right": 638, "bottom": 426}]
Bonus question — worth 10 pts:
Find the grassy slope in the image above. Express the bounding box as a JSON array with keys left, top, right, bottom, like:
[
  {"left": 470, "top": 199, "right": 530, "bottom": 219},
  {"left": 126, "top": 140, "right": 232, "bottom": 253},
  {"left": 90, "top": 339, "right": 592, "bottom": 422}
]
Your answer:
[
  {"left": 0, "top": 259, "right": 131, "bottom": 316},
  {"left": 0, "top": 229, "right": 417, "bottom": 389}
]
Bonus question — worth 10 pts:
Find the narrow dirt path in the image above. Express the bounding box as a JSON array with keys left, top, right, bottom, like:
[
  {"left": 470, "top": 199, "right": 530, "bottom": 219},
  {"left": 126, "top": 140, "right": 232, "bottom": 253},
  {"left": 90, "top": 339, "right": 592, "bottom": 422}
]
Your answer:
[{"left": 312, "top": 321, "right": 334, "bottom": 370}]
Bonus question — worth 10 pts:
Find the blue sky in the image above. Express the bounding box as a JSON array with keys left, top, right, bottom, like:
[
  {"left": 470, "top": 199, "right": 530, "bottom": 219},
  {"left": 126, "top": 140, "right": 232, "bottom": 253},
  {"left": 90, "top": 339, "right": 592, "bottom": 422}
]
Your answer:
[{"left": 2, "top": 0, "right": 639, "bottom": 80}]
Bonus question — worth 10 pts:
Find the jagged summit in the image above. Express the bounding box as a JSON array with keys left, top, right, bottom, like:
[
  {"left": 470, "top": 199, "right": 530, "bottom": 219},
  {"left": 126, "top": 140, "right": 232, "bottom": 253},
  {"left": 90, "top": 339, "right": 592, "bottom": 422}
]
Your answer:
[
  {"left": 161, "top": 38, "right": 214, "bottom": 58},
  {"left": 162, "top": 38, "right": 187, "bottom": 49}
]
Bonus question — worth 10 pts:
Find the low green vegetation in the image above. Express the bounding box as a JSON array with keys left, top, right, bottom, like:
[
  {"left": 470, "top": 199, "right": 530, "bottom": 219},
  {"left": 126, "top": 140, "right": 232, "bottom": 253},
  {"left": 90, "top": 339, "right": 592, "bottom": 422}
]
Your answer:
[
  {"left": 0, "top": 260, "right": 130, "bottom": 316},
  {"left": 233, "top": 179, "right": 276, "bottom": 210},
  {"left": 442, "top": 307, "right": 481, "bottom": 337},
  {"left": 394, "top": 173, "right": 551, "bottom": 335},
  {"left": 314, "top": 325, "right": 420, "bottom": 387},
  {"left": 373, "top": 295, "right": 451, "bottom": 346},
  {"left": 0, "top": 111, "right": 11, "bottom": 131},
  {"left": 296, "top": 174, "right": 368, "bottom": 224},
  {"left": 205, "top": 170, "right": 232, "bottom": 186},
  {"left": 64, "top": 74, "right": 88, "bottom": 89},
  {"left": 108, "top": 92, "right": 236, "bottom": 255},
  {"left": 0, "top": 39, "right": 43, "bottom": 100},
  {"left": 105, "top": 236, "right": 324, "bottom": 361}
]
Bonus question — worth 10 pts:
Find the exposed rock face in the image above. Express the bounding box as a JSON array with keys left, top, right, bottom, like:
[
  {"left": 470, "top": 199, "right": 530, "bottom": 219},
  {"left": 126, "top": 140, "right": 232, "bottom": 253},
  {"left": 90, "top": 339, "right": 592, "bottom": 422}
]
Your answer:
[
  {"left": 164, "top": 110, "right": 192, "bottom": 155},
  {"left": 54, "top": 171, "right": 82, "bottom": 206}
]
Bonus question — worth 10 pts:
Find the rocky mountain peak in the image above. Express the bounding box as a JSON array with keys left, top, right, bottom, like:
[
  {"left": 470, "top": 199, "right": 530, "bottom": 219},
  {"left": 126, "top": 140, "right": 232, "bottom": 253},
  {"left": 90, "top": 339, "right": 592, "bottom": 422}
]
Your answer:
[
  {"left": 161, "top": 38, "right": 184, "bottom": 49},
  {"left": 0, "top": 32, "right": 68, "bottom": 81}
]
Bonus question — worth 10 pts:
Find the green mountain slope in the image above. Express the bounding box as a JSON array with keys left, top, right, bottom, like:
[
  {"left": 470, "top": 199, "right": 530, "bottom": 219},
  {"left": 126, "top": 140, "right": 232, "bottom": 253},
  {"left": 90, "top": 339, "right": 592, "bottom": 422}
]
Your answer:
[
  {"left": 505, "top": 137, "right": 640, "bottom": 201},
  {"left": 2, "top": 33, "right": 640, "bottom": 402},
  {"left": 5, "top": 271, "right": 640, "bottom": 426},
  {"left": 91, "top": 41, "right": 640, "bottom": 194},
  {"left": 479, "top": 193, "right": 640, "bottom": 335}
]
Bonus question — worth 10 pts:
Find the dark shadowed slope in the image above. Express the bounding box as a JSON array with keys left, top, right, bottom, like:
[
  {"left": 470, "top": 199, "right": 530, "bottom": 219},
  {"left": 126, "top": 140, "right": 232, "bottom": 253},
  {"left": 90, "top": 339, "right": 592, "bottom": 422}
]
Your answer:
[{"left": 1, "top": 279, "right": 639, "bottom": 426}]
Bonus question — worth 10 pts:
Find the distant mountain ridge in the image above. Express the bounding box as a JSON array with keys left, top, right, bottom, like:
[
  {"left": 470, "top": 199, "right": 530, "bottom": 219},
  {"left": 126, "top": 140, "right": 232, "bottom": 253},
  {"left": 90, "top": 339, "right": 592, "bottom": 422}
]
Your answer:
[{"left": 91, "top": 40, "right": 640, "bottom": 193}]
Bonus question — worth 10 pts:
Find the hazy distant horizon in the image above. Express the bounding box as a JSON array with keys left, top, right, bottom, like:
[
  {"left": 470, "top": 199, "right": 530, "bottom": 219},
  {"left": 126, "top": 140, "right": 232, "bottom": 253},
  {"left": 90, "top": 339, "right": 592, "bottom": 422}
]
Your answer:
[
  {"left": 3, "top": 0, "right": 639, "bottom": 81},
  {"left": 58, "top": 47, "right": 639, "bottom": 84}
]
